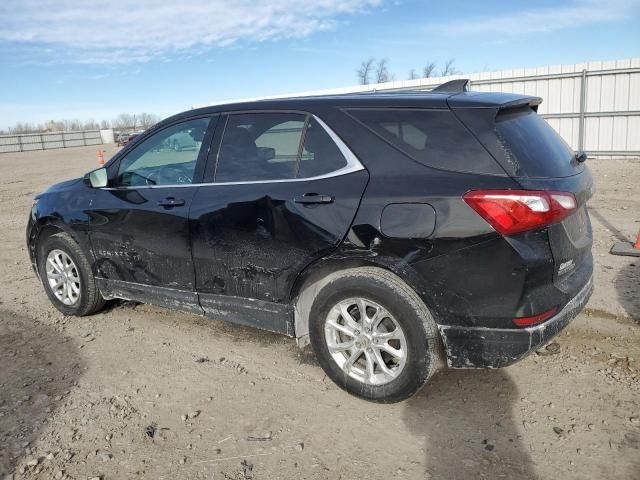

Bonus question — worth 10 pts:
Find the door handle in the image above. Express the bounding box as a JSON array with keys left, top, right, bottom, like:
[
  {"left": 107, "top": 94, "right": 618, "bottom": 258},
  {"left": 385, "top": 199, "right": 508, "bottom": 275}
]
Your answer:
[
  {"left": 157, "top": 197, "right": 186, "bottom": 208},
  {"left": 294, "top": 193, "right": 334, "bottom": 204}
]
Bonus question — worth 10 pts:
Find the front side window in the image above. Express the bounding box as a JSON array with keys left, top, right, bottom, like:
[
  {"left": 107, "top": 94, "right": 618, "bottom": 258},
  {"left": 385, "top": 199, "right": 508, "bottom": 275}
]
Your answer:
[
  {"left": 116, "top": 117, "right": 210, "bottom": 187},
  {"left": 214, "top": 113, "right": 349, "bottom": 182}
]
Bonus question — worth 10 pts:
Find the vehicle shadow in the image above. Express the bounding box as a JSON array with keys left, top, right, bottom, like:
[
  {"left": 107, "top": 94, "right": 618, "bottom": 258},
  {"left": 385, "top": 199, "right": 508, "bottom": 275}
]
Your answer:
[
  {"left": 615, "top": 261, "right": 640, "bottom": 322},
  {"left": 0, "top": 309, "right": 83, "bottom": 477},
  {"left": 589, "top": 208, "right": 630, "bottom": 244},
  {"left": 403, "top": 368, "right": 538, "bottom": 480}
]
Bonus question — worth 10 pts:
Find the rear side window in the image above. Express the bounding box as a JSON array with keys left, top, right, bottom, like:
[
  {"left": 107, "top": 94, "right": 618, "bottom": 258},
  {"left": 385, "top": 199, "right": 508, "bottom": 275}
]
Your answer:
[
  {"left": 347, "top": 108, "right": 504, "bottom": 175},
  {"left": 494, "top": 107, "right": 581, "bottom": 178},
  {"left": 216, "top": 113, "right": 305, "bottom": 182},
  {"left": 214, "top": 113, "right": 348, "bottom": 182}
]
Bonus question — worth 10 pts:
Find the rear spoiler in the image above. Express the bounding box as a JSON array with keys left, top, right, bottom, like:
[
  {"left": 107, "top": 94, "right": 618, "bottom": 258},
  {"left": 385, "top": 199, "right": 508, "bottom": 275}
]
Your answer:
[
  {"left": 446, "top": 90, "right": 542, "bottom": 111},
  {"left": 497, "top": 96, "right": 542, "bottom": 113}
]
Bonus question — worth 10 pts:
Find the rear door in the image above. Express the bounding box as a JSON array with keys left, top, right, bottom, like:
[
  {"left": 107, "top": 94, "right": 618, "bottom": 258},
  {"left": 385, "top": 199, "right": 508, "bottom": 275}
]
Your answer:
[
  {"left": 88, "top": 116, "right": 215, "bottom": 312},
  {"left": 189, "top": 111, "right": 368, "bottom": 333}
]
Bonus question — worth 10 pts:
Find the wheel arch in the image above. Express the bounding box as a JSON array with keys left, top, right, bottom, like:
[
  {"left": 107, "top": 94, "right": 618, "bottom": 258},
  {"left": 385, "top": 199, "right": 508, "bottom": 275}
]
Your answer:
[
  {"left": 289, "top": 253, "right": 441, "bottom": 344},
  {"left": 31, "top": 216, "right": 107, "bottom": 316},
  {"left": 29, "top": 217, "right": 92, "bottom": 279}
]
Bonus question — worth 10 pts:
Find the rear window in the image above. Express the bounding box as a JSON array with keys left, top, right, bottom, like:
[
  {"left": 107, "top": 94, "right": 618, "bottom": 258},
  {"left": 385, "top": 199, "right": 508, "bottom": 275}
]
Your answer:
[
  {"left": 347, "top": 108, "right": 504, "bottom": 175},
  {"left": 494, "top": 107, "right": 582, "bottom": 178}
]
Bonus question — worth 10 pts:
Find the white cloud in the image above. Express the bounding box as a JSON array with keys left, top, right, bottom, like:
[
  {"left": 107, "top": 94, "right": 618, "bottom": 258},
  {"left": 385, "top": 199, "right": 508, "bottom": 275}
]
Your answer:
[
  {"left": 431, "top": 0, "right": 639, "bottom": 36},
  {"left": 0, "top": 0, "right": 382, "bottom": 64}
]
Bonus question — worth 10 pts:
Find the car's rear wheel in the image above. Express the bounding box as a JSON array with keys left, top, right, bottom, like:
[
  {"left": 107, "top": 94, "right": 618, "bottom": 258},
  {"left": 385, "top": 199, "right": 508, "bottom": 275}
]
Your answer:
[
  {"left": 309, "top": 267, "right": 442, "bottom": 403},
  {"left": 37, "top": 232, "right": 105, "bottom": 316}
]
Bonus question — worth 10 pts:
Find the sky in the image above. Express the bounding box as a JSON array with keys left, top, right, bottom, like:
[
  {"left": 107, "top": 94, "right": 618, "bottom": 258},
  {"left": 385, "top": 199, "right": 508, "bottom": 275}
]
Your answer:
[{"left": 0, "top": 0, "right": 639, "bottom": 129}]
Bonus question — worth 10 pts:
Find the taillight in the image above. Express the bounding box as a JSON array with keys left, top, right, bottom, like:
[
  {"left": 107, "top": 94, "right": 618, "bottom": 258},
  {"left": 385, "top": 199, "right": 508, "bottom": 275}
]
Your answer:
[
  {"left": 463, "top": 190, "right": 577, "bottom": 235},
  {"left": 512, "top": 307, "right": 557, "bottom": 327}
]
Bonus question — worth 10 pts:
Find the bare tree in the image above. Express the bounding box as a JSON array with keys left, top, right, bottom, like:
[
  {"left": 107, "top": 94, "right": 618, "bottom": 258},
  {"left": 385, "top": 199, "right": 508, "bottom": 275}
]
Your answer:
[
  {"left": 83, "top": 119, "right": 99, "bottom": 130},
  {"left": 440, "top": 58, "right": 460, "bottom": 77},
  {"left": 375, "top": 58, "right": 390, "bottom": 83},
  {"left": 423, "top": 62, "right": 437, "bottom": 78},
  {"left": 112, "top": 113, "right": 136, "bottom": 130},
  {"left": 60, "top": 119, "right": 81, "bottom": 131},
  {"left": 356, "top": 58, "right": 376, "bottom": 85},
  {"left": 3, "top": 113, "right": 160, "bottom": 135},
  {"left": 112, "top": 113, "right": 163, "bottom": 131},
  {"left": 12, "top": 122, "right": 40, "bottom": 134},
  {"left": 9, "top": 123, "right": 26, "bottom": 134},
  {"left": 408, "top": 69, "right": 419, "bottom": 80},
  {"left": 139, "top": 112, "right": 160, "bottom": 129},
  {"left": 111, "top": 116, "right": 124, "bottom": 130}
]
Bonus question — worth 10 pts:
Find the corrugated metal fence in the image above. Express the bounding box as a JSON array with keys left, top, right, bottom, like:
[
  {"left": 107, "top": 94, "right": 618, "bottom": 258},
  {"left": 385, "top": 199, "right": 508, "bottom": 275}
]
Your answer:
[
  {"left": 0, "top": 130, "right": 103, "bottom": 154},
  {"left": 3, "top": 59, "right": 638, "bottom": 157},
  {"left": 457, "top": 59, "right": 640, "bottom": 158},
  {"left": 202, "top": 57, "right": 640, "bottom": 158},
  {"left": 354, "top": 58, "right": 640, "bottom": 158}
]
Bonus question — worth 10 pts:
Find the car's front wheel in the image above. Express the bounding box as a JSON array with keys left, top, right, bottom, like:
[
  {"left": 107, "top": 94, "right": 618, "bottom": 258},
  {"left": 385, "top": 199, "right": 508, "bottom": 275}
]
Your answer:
[
  {"left": 37, "top": 232, "right": 105, "bottom": 316},
  {"left": 309, "top": 267, "right": 442, "bottom": 403}
]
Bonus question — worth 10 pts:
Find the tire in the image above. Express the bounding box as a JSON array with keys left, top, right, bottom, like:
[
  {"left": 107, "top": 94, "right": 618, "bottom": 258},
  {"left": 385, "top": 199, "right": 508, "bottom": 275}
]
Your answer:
[
  {"left": 309, "top": 267, "right": 442, "bottom": 403},
  {"left": 37, "top": 232, "right": 105, "bottom": 316}
]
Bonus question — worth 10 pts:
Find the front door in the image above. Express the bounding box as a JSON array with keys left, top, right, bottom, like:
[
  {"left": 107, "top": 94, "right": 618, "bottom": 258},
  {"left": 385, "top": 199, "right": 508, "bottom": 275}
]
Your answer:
[
  {"left": 190, "top": 112, "right": 368, "bottom": 333},
  {"left": 88, "top": 116, "right": 214, "bottom": 312}
]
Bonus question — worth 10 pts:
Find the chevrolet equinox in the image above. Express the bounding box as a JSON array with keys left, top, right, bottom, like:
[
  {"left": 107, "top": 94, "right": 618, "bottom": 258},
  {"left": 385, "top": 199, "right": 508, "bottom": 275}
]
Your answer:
[{"left": 27, "top": 81, "right": 594, "bottom": 402}]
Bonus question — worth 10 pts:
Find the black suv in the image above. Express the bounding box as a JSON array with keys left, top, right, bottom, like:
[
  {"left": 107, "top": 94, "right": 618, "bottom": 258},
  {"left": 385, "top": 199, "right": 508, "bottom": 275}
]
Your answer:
[{"left": 27, "top": 82, "right": 594, "bottom": 402}]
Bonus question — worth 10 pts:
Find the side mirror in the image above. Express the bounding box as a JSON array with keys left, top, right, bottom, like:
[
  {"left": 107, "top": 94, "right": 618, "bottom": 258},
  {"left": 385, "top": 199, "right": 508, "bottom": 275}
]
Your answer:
[{"left": 84, "top": 167, "right": 108, "bottom": 188}]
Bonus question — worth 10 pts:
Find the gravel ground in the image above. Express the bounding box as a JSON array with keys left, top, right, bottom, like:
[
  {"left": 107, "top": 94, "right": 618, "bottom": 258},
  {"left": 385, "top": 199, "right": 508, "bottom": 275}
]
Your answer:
[{"left": 0, "top": 146, "right": 638, "bottom": 480}]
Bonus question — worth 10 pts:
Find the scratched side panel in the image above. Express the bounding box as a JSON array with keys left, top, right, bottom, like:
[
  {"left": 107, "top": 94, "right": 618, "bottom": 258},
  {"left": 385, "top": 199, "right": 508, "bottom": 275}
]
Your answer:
[
  {"left": 88, "top": 187, "right": 198, "bottom": 290},
  {"left": 96, "top": 278, "right": 202, "bottom": 315},
  {"left": 199, "top": 292, "right": 294, "bottom": 336},
  {"left": 189, "top": 171, "right": 369, "bottom": 305}
]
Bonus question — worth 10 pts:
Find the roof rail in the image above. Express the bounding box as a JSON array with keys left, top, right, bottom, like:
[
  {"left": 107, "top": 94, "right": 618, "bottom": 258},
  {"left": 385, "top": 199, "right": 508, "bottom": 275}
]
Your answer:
[{"left": 432, "top": 79, "right": 470, "bottom": 93}]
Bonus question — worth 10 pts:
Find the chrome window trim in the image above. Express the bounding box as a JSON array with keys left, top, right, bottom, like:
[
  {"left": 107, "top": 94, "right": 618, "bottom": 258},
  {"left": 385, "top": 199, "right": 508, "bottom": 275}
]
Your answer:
[{"left": 102, "top": 114, "right": 365, "bottom": 190}]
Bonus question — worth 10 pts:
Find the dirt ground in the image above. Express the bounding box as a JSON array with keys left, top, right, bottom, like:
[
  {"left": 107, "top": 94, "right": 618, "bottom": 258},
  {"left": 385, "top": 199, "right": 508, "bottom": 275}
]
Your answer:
[{"left": 0, "top": 146, "right": 638, "bottom": 480}]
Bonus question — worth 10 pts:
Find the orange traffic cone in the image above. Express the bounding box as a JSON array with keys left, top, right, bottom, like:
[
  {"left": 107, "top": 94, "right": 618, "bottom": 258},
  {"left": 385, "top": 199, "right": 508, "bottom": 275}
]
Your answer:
[
  {"left": 611, "top": 228, "right": 640, "bottom": 257},
  {"left": 97, "top": 150, "right": 105, "bottom": 166}
]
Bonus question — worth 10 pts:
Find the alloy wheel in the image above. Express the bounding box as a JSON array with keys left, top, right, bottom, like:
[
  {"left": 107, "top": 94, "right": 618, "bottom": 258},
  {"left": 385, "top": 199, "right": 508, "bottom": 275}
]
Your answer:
[
  {"left": 324, "top": 297, "right": 407, "bottom": 386},
  {"left": 45, "top": 249, "right": 81, "bottom": 306}
]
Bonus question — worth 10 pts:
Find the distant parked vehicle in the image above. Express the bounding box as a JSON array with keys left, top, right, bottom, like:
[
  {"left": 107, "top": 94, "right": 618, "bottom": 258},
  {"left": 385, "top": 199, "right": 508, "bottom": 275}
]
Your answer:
[
  {"left": 167, "top": 131, "right": 199, "bottom": 151},
  {"left": 27, "top": 81, "right": 594, "bottom": 402},
  {"left": 117, "top": 133, "right": 139, "bottom": 147}
]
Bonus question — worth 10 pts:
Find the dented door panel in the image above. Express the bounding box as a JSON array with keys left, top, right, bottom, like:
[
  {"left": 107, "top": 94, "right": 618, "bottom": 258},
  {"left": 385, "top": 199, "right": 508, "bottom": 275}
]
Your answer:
[
  {"left": 88, "top": 187, "right": 198, "bottom": 290},
  {"left": 189, "top": 170, "right": 369, "bottom": 304}
]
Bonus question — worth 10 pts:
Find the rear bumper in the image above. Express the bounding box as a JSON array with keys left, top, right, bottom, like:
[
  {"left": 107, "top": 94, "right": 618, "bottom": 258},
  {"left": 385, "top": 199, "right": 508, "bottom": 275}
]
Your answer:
[{"left": 439, "top": 275, "right": 593, "bottom": 368}]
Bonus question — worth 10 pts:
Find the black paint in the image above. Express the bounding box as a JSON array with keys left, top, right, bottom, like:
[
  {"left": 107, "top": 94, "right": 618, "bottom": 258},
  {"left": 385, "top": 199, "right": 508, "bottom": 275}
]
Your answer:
[{"left": 27, "top": 90, "right": 594, "bottom": 368}]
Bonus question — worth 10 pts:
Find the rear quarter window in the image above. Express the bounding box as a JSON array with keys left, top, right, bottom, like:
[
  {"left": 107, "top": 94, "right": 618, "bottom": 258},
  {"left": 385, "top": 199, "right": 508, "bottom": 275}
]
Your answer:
[{"left": 346, "top": 108, "right": 505, "bottom": 175}]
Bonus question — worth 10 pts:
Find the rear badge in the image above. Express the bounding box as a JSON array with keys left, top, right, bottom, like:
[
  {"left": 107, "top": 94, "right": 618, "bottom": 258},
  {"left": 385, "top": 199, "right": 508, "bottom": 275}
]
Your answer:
[{"left": 558, "top": 259, "right": 575, "bottom": 275}]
